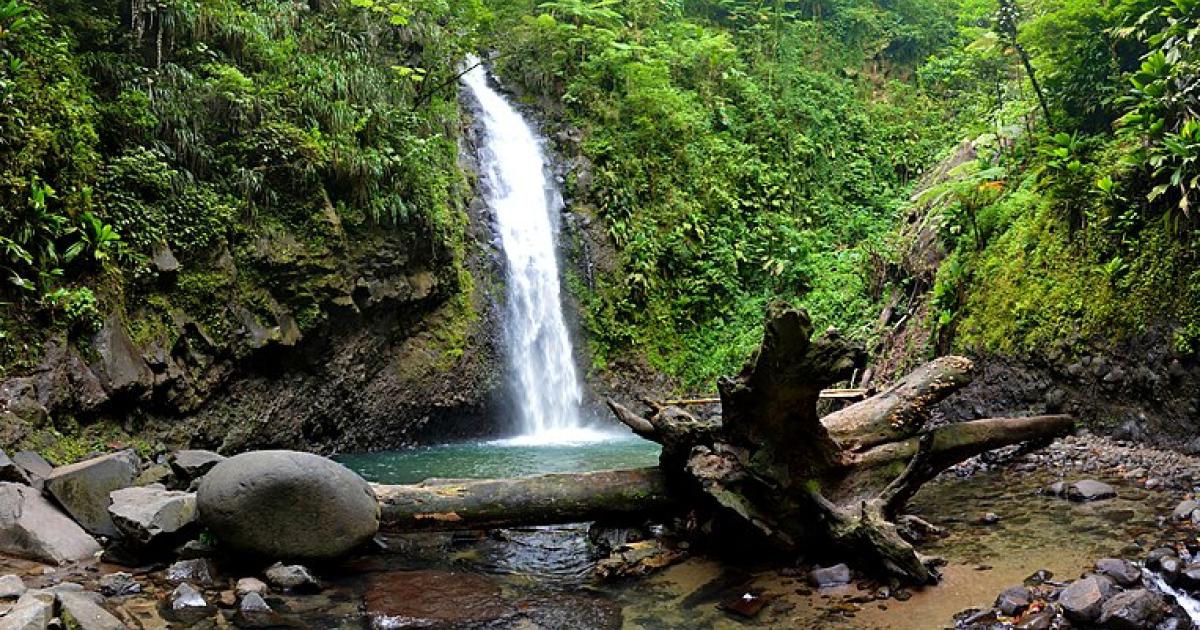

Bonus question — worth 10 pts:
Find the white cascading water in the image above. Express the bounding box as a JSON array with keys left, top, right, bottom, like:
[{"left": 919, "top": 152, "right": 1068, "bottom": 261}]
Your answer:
[
  {"left": 1146, "top": 568, "right": 1200, "bottom": 624},
  {"left": 462, "top": 58, "right": 606, "bottom": 445}
]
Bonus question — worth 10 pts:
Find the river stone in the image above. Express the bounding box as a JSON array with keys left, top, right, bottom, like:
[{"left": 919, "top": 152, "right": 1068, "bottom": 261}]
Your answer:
[
  {"left": 808, "top": 564, "right": 851, "bottom": 588},
  {"left": 263, "top": 563, "right": 320, "bottom": 592},
  {"left": 97, "top": 572, "right": 140, "bottom": 597},
  {"left": 59, "top": 590, "right": 124, "bottom": 630},
  {"left": 1173, "top": 500, "right": 1199, "bottom": 520},
  {"left": 108, "top": 485, "right": 197, "bottom": 547},
  {"left": 1, "top": 590, "right": 54, "bottom": 630},
  {"left": 197, "top": 450, "right": 379, "bottom": 561},
  {"left": 1147, "top": 547, "right": 1179, "bottom": 570},
  {"left": 1177, "top": 563, "right": 1200, "bottom": 590},
  {"left": 1095, "top": 558, "right": 1142, "bottom": 587},
  {"left": 235, "top": 577, "right": 268, "bottom": 598},
  {"left": 1160, "top": 556, "right": 1183, "bottom": 584},
  {"left": 168, "top": 450, "right": 224, "bottom": 484},
  {"left": 994, "top": 585, "right": 1032, "bottom": 616},
  {"left": 166, "top": 583, "right": 214, "bottom": 624},
  {"left": 1015, "top": 609, "right": 1054, "bottom": 630},
  {"left": 364, "top": 571, "right": 510, "bottom": 628},
  {"left": 1067, "top": 480, "right": 1116, "bottom": 502},
  {"left": 1059, "top": 576, "right": 1109, "bottom": 622},
  {"left": 0, "top": 482, "right": 101, "bottom": 564},
  {"left": 1097, "top": 588, "right": 1169, "bottom": 629},
  {"left": 235, "top": 592, "right": 286, "bottom": 628},
  {"left": 44, "top": 450, "right": 140, "bottom": 536},
  {"left": 0, "top": 575, "right": 26, "bottom": 600},
  {"left": 0, "top": 451, "right": 30, "bottom": 485},
  {"left": 165, "top": 559, "right": 217, "bottom": 587}
]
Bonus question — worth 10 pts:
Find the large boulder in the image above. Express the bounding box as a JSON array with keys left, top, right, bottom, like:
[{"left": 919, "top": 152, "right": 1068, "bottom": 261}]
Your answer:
[
  {"left": 197, "top": 451, "right": 379, "bottom": 562},
  {"left": 0, "top": 482, "right": 101, "bottom": 564},
  {"left": 108, "top": 485, "right": 197, "bottom": 548},
  {"left": 44, "top": 451, "right": 139, "bottom": 536}
]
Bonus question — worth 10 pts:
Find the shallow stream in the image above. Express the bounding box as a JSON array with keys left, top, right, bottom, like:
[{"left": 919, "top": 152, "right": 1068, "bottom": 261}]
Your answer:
[
  {"left": 327, "top": 439, "right": 1188, "bottom": 629},
  {"left": 12, "top": 439, "right": 1190, "bottom": 629}
]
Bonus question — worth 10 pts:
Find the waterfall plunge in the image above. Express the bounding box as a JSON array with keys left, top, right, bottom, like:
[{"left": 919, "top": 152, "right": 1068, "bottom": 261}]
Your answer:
[{"left": 462, "top": 59, "right": 607, "bottom": 445}]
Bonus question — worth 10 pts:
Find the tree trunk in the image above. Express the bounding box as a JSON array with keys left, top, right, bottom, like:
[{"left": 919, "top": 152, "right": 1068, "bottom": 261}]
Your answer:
[{"left": 374, "top": 468, "right": 675, "bottom": 532}]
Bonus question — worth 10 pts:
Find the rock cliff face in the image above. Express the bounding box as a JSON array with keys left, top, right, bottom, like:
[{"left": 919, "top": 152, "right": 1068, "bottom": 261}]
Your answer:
[{"left": 1, "top": 139, "right": 506, "bottom": 457}]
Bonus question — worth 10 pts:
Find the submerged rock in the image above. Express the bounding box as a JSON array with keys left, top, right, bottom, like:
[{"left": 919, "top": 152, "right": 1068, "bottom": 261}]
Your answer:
[
  {"left": 0, "top": 482, "right": 101, "bottom": 564},
  {"left": 44, "top": 450, "right": 140, "bottom": 536},
  {"left": 1067, "top": 480, "right": 1116, "bottom": 502},
  {"left": 519, "top": 592, "right": 623, "bottom": 629},
  {"left": 364, "top": 571, "right": 510, "bottom": 628},
  {"left": 808, "top": 564, "right": 851, "bottom": 588},
  {"left": 197, "top": 450, "right": 379, "bottom": 561}
]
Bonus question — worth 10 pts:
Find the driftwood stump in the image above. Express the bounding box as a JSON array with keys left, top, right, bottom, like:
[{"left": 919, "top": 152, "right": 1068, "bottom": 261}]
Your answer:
[{"left": 608, "top": 301, "right": 1071, "bottom": 584}]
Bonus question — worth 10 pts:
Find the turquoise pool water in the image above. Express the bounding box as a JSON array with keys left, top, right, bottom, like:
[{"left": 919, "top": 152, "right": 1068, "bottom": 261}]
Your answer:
[{"left": 335, "top": 435, "right": 662, "bottom": 484}]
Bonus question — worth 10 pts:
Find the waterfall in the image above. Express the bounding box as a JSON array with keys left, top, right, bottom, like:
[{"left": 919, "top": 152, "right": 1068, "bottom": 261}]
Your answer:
[{"left": 461, "top": 58, "right": 605, "bottom": 444}]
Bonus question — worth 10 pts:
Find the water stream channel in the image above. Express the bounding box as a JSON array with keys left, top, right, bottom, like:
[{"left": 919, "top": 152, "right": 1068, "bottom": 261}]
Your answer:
[{"left": 326, "top": 441, "right": 1190, "bottom": 629}]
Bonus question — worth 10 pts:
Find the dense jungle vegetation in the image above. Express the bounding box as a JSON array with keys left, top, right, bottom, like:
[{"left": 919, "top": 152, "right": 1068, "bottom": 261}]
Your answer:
[{"left": 1, "top": 0, "right": 1199, "bottom": 390}]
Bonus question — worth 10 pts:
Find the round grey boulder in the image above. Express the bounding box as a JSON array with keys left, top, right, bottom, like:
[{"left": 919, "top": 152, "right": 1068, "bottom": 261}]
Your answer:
[{"left": 197, "top": 451, "right": 379, "bottom": 562}]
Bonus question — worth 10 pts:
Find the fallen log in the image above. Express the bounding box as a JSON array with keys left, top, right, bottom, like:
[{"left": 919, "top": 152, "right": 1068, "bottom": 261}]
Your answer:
[{"left": 374, "top": 468, "right": 675, "bottom": 532}]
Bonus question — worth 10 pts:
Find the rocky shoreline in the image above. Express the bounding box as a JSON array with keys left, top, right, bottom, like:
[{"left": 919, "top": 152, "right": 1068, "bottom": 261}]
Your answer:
[
  {"left": 5, "top": 433, "right": 1200, "bottom": 629},
  {"left": 947, "top": 435, "right": 1200, "bottom": 630}
]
